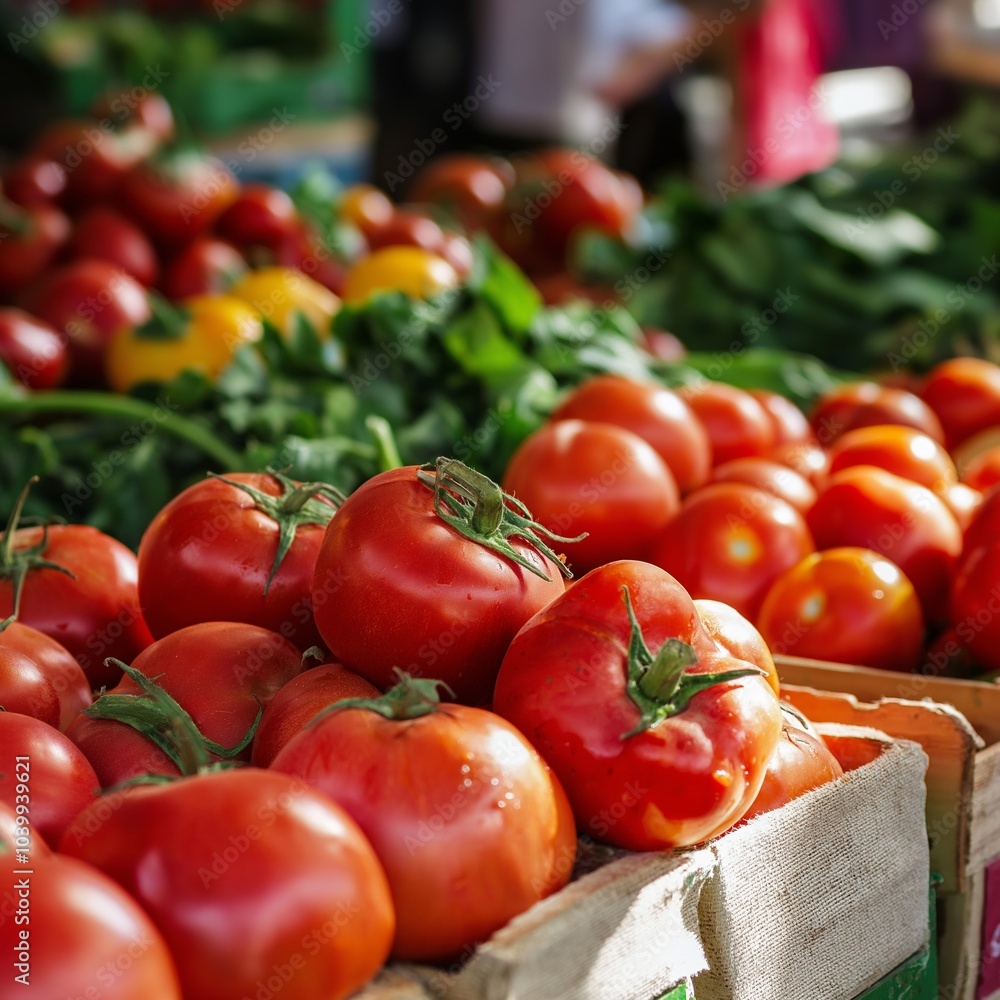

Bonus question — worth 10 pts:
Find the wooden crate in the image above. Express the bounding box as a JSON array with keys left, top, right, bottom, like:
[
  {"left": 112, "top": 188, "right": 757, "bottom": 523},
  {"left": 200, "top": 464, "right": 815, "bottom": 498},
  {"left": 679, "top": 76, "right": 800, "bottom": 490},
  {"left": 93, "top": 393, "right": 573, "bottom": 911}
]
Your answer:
[{"left": 777, "top": 655, "right": 1000, "bottom": 1000}]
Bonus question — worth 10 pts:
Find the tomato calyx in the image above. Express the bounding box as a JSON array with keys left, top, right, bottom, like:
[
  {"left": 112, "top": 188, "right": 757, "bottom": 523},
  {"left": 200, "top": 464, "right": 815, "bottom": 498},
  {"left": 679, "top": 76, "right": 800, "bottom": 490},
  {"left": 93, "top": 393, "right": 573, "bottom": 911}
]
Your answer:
[
  {"left": 417, "top": 456, "right": 582, "bottom": 581},
  {"left": 207, "top": 472, "right": 346, "bottom": 594},
  {"left": 620, "top": 587, "right": 763, "bottom": 738},
  {"left": 309, "top": 669, "right": 453, "bottom": 726},
  {"left": 0, "top": 476, "right": 75, "bottom": 630},
  {"left": 84, "top": 661, "right": 260, "bottom": 775}
]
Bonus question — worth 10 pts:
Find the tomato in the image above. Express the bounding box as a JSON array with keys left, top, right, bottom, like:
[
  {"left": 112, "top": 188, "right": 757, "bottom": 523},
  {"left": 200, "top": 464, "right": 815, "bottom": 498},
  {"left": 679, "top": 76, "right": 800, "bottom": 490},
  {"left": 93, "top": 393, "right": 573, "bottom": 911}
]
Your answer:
[
  {"left": 694, "top": 598, "right": 780, "bottom": 695},
  {"left": 0, "top": 646, "right": 60, "bottom": 726},
  {"left": 24, "top": 258, "right": 151, "bottom": 385},
  {"left": 749, "top": 389, "right": 812, "bottom": 445},
  {"left": 160, "top": 237, "right": 247, "bottom": 300},
  {"left": 0, "top": 713, "right": 98, "bottom": 847},
  {"left": 101, "top": 90, "right": 175, "bottom": 144},
  {"left": 312, "top": 461, "right": 569, "bottom": 705},
  {"left": 827, "top": 424, "right": 956, "bottom": 492},
  {"left": 964, "top": 486, "right": 1000, "bottom": 554},
  {"left": 339, "top": 183, "right": 394, "bottom": 237},
  {"left": 0, "top": 484, "right": 154, "bottom": 690},
  {"left": 677, "top": 382, "right": 774, "bottom": 466},
  {"left": 60, "top": 769, "right": 394, "bottom": 1000},
  {"left": 769, "top": 440, "right": 830, "bottom": 488},
  {"left": 550, "top": 375, "right": 711, "bottom": 494},
  {"left": 920, "top": 357, "right": 1000, "bottom": 450},
  {"left": 66, "top": 206, "right": 159, "bottom": 287},
  {"left": 810, "top": 381, "right": 945, "bottom": 446},
  {"left": 0, "top": 622, "right": 91, "bottom": 730},
  {"left": 230, "top": 265, "right": 340, "bottom": 339},
  {"left": 649, "top": 482, "right": 814, "bottom": 621},
  {"left": 0, "top": 201, "right": 69, "bottom": 301},
  {"left": 709, "top": 457, "right": 817, "bottom": 514},
  {"left": 920, "top": 626, "right": 979, "bottom": 678},
  {"left": 739, "top": 708, "right": 843, "bottom": 822},
  {"left": 806, "top": 466, "right": 961, "bottom": 621},
  {"left": 105, "top": 293, "right": 262, "bottom": 392},
  {"left": 366, "top": 209, "right": 448, "bottom": 255},
  {"left": 138, "top": 472, "right": 341, "bottom": 648},
  {"left": 2, "top": 156, "right": 67, "bottom": 207},
  {"left": 0, "top": 308, "right": 67, "bottom": 389},
  {"left": 407, "top": 154, "right": 512, "bottom": 231},
  {"left": 950, "top": 543, "right": 1000, "bottom": 672},
  {"left": 270, "top": 218, "right": 361, "bottom": 298},
  {"left": 757, "top": 547, "right": 925, "bottom": 671},
  {"left": 272, "top": 675, "right": 575, "bottom": 961},
  {"left": 502, "top": 420, "right": 680, "bottom": 575},
  {"left": 252, "top": 663, "right": 379, "bottom": 767},
  {"left": 119, "top": 152, "right": 239, "bottom": 250},
  {"left": 0, "top": 853, "right": 182, "bottom": 999},
  {"left": 641, "top": 327, "right": 687, "bottom": 362},
  {"left": 342, "top": 246, "right": 460, "bottom": 304},
  {"left": 65, "top": 621, "right": 303, "bottom": 788},
  {"left": 0, "top": 798, "right": 48, "bottom": 860},
  {"left": 493, "top": 560, "right": 782, "bottom": 849},
  {"left": 961, "top": 447, "right": 1000, "bottom": 493},
  {"left": 940, "top": 481, "right": 984, "bottom": 534},
  {"left": 438, "top": 231, "right": 474, "bottom": 279},
  {"left": 214, "top": 183, "right": 299, "bottom": 252}
]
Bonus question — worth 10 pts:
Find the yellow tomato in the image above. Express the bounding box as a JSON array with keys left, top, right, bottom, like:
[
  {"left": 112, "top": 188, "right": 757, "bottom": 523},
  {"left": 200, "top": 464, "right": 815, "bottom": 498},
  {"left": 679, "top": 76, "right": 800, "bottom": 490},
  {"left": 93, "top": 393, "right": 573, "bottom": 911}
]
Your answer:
[
  {"left": 105, "top": 295, "right": 262, "bottom": 394},
  {"left": 339, "top": 183, "right": 394, "bottom": 236},
  {"left": 342, "top": 246, "right": 461, "bottom": 305},
  {"left": 229, "top": 267, "right": 340, "bottom": 339}
]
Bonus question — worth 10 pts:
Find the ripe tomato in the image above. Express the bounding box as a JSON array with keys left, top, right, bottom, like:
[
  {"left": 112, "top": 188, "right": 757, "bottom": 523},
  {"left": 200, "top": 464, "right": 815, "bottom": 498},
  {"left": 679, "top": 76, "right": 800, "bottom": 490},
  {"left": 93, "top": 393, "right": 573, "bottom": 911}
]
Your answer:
[
  {"left": 229, "top": 265, "right": 340, "bottom": 339},
  {"left": 963, "top": 487, "right": 1000, "bottom": 554},
  {"left": 60, "top": 769, "right": 394, "bottom": 1000},
  {"left": 493, "top": 560, "right": 781, "bottom": 849},
  {"left": 502, "top": 419, "right": 680, "bottom": 575},
  {"left": 312, "top": 461, "right": 568, "bottom": 705},
  {"left": 677, "top": 382, "right": 774, "bottom": 466},
  {"left": 339, "top": 183, "right": 394, "bottom": 237},
  {"left": 827, "top": 424, "right": 956, "bottom": 492},
  {"left": 806, "top": 466, "right": 962, "bottom": 621},
  {"left": 24, "top": 258, "right": 151, "bottom": 385},
  {"left": 0, "top": 712, "right": 98, "bottom": 847},
  {"left": 407, "top": 154, "right": 512, "bottom": 232},
  {"left": 550, "top": 375, "right": 711, "bottom": 494},
  {"left": 950, "top": 544, "right": 1000, "bottom": 672},
  {"left": 940, "top": 481, "right": 984, "bottom": 534},
  {"left": 160, "top": 237, "right": 248, "bottom": 300},
  {"left": 0, "top": 308, "right": 67, "bottom": 389},
  {"left": 0, "top": 646, "right": 60, "bottom": 726},
  {"left": 215, "top": 184, "right": 299, "bottom": 252},
  {"left": 642, "top": 327, "right": 687, "bottom": 361},
  {"left": 272, "top": 675, "right": 575, "bottom": 962},
  {"left": 961, "top": 447, "right": 1000, "bottom": 493},
  {"left": 920, "top": 626, "right": 979, "bottom": 678},
  {"left": 757, "top": 547, "right": 925, "bottom": 671},
  {"left": 694, "top": 598, "right": 779, "bottom": 695},
  {"left": 709, "top": 457, "right": 817, "bottom": 514},
  {"left": 739, "top": 708, "right": 843, "bottom": 822},
  {"left": 2, "top": 156, "right": 66, "bottom": 207},
  {"left": 0, "top": 201, "right": 69, "bottom": 300},
  {"left": 366, "top": 209, "right": 449, "bottom": 256},
  {"left": 0, "top": 622, "right": 91, "bottom": 730},
  {"left": 0, "top": 854, "right": 182, "bottom": 999},
  {"left": 66, "top": 621, "right": 303, "bottom": 787},
  {"left": 769, "top": 440, "right": 830, "bottom": 488},
  {"left": 342, "top": 246, "right": 460, "bottom": 304},
  {"left": 920, "top": 357, "right": 1000, "bottom": 450},
  {"left": 649, "top": 482, "right": 814, "bottom": 621},
  {"left": 810, "top": 381, "right": 945, "bottom": 446},
  {"left": 66, "top": 206, "right": 159, "bottom": 287},
  {"left": 749, "top": 389, "right": 812, "bottom": 445},
  {"left": 252, "top": 663, "right": 379, "bottom": 767}
]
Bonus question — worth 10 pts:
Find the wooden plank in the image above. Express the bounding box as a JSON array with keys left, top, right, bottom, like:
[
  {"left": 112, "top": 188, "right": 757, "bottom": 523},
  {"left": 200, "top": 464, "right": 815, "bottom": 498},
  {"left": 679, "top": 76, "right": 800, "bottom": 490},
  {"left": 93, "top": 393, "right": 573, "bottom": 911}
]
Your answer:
[
  {"left": 971, "top": 742, "right": 1000, "bottom": 877},
  {"left": 781, "top": 684, "right": 978, "bottom": 894},
  {"left": 938, "top": 870, "right": 986, "bottom": 1000}
]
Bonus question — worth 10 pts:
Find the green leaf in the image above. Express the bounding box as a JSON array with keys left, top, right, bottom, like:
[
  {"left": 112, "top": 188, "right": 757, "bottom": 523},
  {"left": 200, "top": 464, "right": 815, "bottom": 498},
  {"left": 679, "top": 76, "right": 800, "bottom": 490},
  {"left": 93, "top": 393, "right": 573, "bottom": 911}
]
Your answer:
[{"left": 469, "top": 236, "right": 541, "bottom": 333}]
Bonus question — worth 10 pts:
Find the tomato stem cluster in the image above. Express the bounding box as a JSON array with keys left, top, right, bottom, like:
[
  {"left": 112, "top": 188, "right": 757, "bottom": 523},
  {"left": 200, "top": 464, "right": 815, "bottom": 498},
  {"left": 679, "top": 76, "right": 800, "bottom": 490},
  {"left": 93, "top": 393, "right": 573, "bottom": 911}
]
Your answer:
[{"left": 308, "top": 669, "right": 453, "bottom": 726}]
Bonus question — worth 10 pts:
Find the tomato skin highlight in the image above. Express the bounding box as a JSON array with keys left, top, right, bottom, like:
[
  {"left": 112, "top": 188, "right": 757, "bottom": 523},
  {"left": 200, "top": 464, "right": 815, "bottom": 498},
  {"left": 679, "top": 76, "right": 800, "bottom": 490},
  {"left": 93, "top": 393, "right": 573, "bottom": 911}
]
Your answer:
[
  {"left": 920, "top": 357, "right": 1000, "bottom": 450},
  {"left": 0, "top": 646, "right": 60, "bottom": 726},
  {"left": 709, "top": 457, "right": 817, "bottom": 514},
  {"left": 493, "top": 560, "right": 782, "bottom": 851},
  {"left": 810, "top": 381, "right": 945, "bottom": 445},
  {"left": 950, "top": 543, "right": 1000, "bottom": 673},
  {"left": 694, "top": 598, "right": 779, "bottom": 696},
  {"left": 827, "top": 424, "right": 956, "bottom": 492},
  {"left": 677, "top": 382, "right": 774, "bottom": 466}
]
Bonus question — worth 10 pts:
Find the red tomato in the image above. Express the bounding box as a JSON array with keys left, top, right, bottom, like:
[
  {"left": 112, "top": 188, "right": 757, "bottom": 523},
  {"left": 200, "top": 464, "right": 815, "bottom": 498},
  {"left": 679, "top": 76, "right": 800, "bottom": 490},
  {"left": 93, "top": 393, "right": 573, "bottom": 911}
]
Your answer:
[
  {"left": 739, "top": 709, "right": 843, "bottom": 822},
  {"left": 24, "top": 258, "right": 151, "bottom": 384},
  {"left": 272, "top": 219, "right": 359, "bottom": 297},
  {"left": 0, "top": 308, "right": 67, "bottom": 389},
  {"left": 311, "top": 461, "right": 568, "bottom": 706},
  {"left": 502, "top": 420, "right": 680, "bottom": 574},
  {"left": 2, "top": 156, "right": 67, "bottom": 207},
  {"left": 0, "top": 501, "right": 153, "bottom": 690},
  {"left": 769, "top": 440, "right": 830, "bottom": 488},
  {"left": 709, "top": 457, "right": 817, "bottom": 514},
  {"left": 272, "top": 676, "right": 576, "bottom": 961},
  {"left": 0, "top": 646, "right": 60, "bottom": 726},
  {"left": 0, "top": 853, "right": 182, "bottom": 999},
  {"left": 160, "top": 237, "right": 247, "bottom": 300},
  {"left": 366, "top": 210, "right": 449, "bottom": 255},
  {"left": 0, "top": 622, "right": 91, "bottom": 730},
  {"left": 694, "top": 598, "right": 780, "bottom": 695},
  {"left": 961, "top": 447, "right": 1000, "bottom": 493},
  {"left": 0, "top": 798, "right": 49, "bottom": 858},
  {"left": 138, "top": 472, "right": 342, "bottom": 649},
  {"left": 550, "top": 375, "right": 711, "bottom": 494},
  {"left": 827, "top": 424, "right": 956, "bottom": 492},
  {"left": 749, "top": 389, "right": 812, "bottom": 445},
  {"left": 65, "top": 621, "right": 303, "bottom": 787},
  {"left": 940, "top": 481, "right": 984, "bottom": 534},
  {"left": 757, "top": 547, "right": 925, "bottom": 671},
  {"left": 649, "top": 482, "right": 814, "bottom": 621},
  {"left": 950, "top": 544, "right": 1000, "bottom": 672},
  {"left": 339, "top": 184, "right": 394, "bottom": 238},
  {"left": 119, "top": 153, "right": 239, "bottom": 250},
  {"left": 677, "top": 382, "right": 774, "bottom": 466},
  {"left": 215, "top": 184, "right": 299, "bottom": 252},
  {"left": 0, "top": 201, "right": 69, "bottom": 301},
  {"left": 0, "top": 713, "right": 98, "bottom": 847},
  {"left": 439, "top": 231, "right": 474, "bottom": 279},
  {"left": 66, "top": 206, "right": 159, "bottom": 287},
  {"left": 493, "top": 560, "right": 782, "bottom": 849},
  {"left": 805, "top": 466, "right": 961, "bottom": 621},
  {"left": 641, "top": 327, "right": 687, "bottom": 362},
  {"left": 920, "top": 626, "right": 979, "bottom": 678},
  {"left": 407, "top": 153, "right": 512, "bottom": 232},
  {"left": 810, "top": 381, "right": 945, "bottom": 446},
  {"left": 60, "top": 769, "right": 394, "bottom": 1000},
  {"left": 920, "top": 357, "right": 1000, "bottom": 450},
  {"left": 963, "top": 487, "right": 1000, "bottom": 554},
  {"left": 252, "top": 663, "right": 379, "bottom": 767}
]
